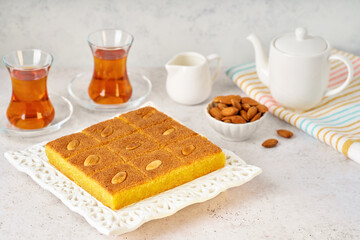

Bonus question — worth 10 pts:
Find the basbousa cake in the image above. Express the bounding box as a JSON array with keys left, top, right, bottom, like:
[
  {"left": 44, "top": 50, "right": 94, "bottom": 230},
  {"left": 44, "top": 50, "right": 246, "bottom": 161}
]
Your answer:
[{"left": 45, "top": 106, "right": 225, "bottom": 210}]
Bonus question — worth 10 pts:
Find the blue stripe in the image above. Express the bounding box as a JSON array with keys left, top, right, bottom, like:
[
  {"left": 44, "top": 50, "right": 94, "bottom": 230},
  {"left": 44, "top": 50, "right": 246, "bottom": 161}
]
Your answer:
[
  {"left": 226, "top": 62, "right": 254, "bottom": 75},
  {"left": 309, "top": 114, "right": 360, "bottom": 137},
  {"left": 302, "top": 105, "right": 360, "bottom": 133},
  {"left": 230, "top": 65, "right": 256, "bottom": 79},
  {"left": 299, "top": 104, "right": 360, "bottom": 132}
]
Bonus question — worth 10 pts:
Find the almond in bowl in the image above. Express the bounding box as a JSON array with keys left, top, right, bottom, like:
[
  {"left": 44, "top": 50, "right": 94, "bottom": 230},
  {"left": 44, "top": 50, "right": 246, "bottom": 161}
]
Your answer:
[{"left": 205, "top": 95, "right": 268, "bottom": 141}]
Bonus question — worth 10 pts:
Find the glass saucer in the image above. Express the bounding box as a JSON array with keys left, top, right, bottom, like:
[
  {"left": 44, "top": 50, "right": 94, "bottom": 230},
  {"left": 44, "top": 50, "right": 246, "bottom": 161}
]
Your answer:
[
  {"left": 67, "top": 72, "right": 152, "bottom": 111},
  {"left": 0, "top": 94, "right": 73, "bottom": 137}
]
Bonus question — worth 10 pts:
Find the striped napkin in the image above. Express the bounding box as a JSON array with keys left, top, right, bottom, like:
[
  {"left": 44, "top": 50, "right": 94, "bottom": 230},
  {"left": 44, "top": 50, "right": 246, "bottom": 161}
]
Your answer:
[{"left": 227, "top": 49, "right": 360, "bottom": 163}]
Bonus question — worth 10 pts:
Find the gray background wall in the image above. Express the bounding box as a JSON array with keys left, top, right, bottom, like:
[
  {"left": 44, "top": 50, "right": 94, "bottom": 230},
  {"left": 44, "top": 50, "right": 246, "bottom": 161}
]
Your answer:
[{"left": 0, "top": 0, "right": 359, "bottom": 69}]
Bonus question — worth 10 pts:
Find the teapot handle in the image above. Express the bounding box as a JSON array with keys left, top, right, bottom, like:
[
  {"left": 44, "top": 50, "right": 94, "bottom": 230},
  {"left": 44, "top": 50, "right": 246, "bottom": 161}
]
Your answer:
[
  {"left": 325, "top": 54, "right": 354, "bottom": 97},
  {"left": 207, "top": 54, "right": 222, "bottom": 84}
]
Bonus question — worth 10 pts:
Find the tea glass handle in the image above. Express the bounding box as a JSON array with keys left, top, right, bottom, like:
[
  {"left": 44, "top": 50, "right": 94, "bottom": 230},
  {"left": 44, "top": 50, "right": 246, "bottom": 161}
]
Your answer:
[
  {"left": 207, "top": 54, "right": 222, "bottom": 84},
  {"left": 325, "top": 54, "right": 354, "bottom": 97}
]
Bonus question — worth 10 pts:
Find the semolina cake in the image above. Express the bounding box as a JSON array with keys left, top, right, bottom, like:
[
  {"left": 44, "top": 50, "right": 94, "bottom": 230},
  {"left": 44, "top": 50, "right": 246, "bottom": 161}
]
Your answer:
[{"left": 45, "top": 106, "right": 225, "bottom": 210}]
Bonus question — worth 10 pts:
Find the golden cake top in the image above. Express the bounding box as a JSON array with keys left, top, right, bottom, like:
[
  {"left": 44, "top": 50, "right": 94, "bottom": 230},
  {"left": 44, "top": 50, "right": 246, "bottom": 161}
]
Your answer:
[
  {"left": 91, "top": 163, "right": 150, "bottom": 194},
  {"left": 119, "top": 106, "right": 169, "bottom": 129},
  {"left": 142, "top": 118, "right": 198, "bottom": 146},
  {"left": 165, "top": 135, "right": 222, "bottom": 164},
  {"left": 46, "top": 132, "right": 100, "bottom": 159},
  {"left": 130, "top": 149, "right": 185, "bottom": 179},
  {"left": 106, "top": 132, "right": 161, "bottom": 162},
  {"left": 66, "top": 147, "right": 125, "bottom": 176},
  {"left": 82, "top": 118, "right": 136, "bottom": 143}
]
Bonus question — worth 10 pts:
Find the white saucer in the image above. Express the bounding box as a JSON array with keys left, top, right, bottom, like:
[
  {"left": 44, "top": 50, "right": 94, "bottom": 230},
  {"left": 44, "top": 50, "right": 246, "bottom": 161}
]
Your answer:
[
  {"left": 0, "top": 94, "right": 73, "bottom": 137},
  {"left": 67, "top": 72, "right": 152, "bottom": 111}
]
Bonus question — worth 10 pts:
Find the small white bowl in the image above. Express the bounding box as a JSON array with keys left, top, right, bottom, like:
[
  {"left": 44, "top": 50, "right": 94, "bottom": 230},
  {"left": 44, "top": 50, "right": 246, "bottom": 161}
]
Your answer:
[{"left": 205, "top": 102, "right": 268, "bottom": 141}]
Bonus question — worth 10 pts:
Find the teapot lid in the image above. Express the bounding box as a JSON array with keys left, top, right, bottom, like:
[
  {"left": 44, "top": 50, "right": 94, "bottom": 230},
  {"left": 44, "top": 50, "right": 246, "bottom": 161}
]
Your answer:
[{"left": 274, "top": 27, "right": 327, "bottom": 55}]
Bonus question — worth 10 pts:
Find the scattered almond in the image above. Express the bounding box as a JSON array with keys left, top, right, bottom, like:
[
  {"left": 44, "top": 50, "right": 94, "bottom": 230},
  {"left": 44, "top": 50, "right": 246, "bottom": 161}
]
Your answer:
[
  {"left": 101, "top": 126, "right": 113, "bottom": 138},
  {"left": 182, "top": 144, "right": 196, "bottom": 156},
  {"left": 250, "top": 112, "right": 262, "bottom": 122},
  {"left": 221, "top": 107, "right": 239, "bottom": 117},
  {"left": 242, "top": 97, "right": 259, "bottom": 106},
  {"left": 277, "top": 129, "right": 293, "bottom": 138},
  {"left": 126, "top": 142, "right": 141, "bottom": 150},
  {"left": 163, "top": 128, "right": 175, "bottom": 135},
  {"left": 209, "top": 107, "right": 223, "bottom": 120},
  {"left": 257, "top": 104, "right": 268, "bottom": 113},
  {"left": 111, "top": 171, "right": 127, "bottom": 184},
  {"left": 84, "top": 155, "right": 99, "bottom": 166},
  {"left": 146, "top": 160, "right": 162, "bottom": 171},
  {"left": 67, "top": 140, "right": 80, "bottom": 151},
  {"left": 247, "top": 106, "right": 258, "bottom": 120},
  {"left": 262, "top": 139, "right": 278, "bottom": 148}
]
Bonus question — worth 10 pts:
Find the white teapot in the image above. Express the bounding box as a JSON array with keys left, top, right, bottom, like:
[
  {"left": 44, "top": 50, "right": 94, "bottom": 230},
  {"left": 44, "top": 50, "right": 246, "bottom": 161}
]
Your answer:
[{"left": 247, "top": 27, "right": 354, "bottom": 111}]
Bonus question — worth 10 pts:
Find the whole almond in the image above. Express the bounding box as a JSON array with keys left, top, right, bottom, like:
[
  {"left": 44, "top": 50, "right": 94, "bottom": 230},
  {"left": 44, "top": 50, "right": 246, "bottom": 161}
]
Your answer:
[
  {"left": 182, "top": 144, "right": 196, "bottom": 156},
  {"left": 250, "top": 112, "right": 262, "bottom": 122},
  {"left": 146, "top": 160, "right": 162, "bottom": 171},
  {"left": 163, "top": 128, "right": 175, "bottom": 135},
  {"left": 142, "top": 110, "right": 155, "bottom": 119},
  {"left": 262, "top": 139, "right": 278, "bottom": 148},
  {"left": 217, "top": 103, "right": 227, "bottom": 110},
  {"left": 257, "top": 104, "right": 268, "bottom": 113},
  {"left": 221, "top": 107, "right": 239, "bottom": 117},
  {"left": 84, "top": 154, "right": 100, "bottom": 166},
  {"left": 213, "top": 95, "right": 241, "bottom": 105},
  {"left": 277, "top": 129, "right": 294, "bottom": 138},
  {"left": 67, "top": 140, "right": 80, "bottom": 151},
  {"left": 111, "top": 171, "right": 127, "bottom": 184},
  {"left": 231, "top": 98, "right": 242, "bottom": 110},
  {"left": 101, "top": 126, "right": 113, "bottom": 138},
  {"left": 230, "top": 115, "right": 246, "bottom": 124},
  {"left": 247, "top": 106, "right": 258, "bottom": 120},
  {"left": 242, "top": 103, "right": 251, "bottom": 111},
  {"left": 209, "top": 107, "right": 223, "bottom": 120},
  {"left": 223, "top": 119, "right": 231, "bottom": 123},
  {"left": 240, "top": 110, "right": 249, "bottom": 121},
  {"left": 126, "top": 142, "right": 141, "bottom": 150},
  {"left": 242, "top": 97, "right": 259, "bottom": 106}
]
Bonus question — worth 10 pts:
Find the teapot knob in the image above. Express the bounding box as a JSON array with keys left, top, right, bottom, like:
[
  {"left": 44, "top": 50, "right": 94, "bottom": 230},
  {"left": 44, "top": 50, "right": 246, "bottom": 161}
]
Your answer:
[{"left": 296, "top": 27, "right": 307, "bottom": 41}]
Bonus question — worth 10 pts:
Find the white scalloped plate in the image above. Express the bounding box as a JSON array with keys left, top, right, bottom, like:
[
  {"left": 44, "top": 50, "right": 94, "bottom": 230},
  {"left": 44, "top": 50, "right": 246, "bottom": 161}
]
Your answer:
[{"left": 4, "top": 143, "right": 261, "bottom": 236}]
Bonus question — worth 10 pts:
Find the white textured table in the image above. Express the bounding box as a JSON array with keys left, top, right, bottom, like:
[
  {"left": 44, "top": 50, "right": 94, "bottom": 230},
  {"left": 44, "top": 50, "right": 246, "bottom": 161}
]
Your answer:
[{"left": 1, "top": 68, "right": 360, "bottom": 239}]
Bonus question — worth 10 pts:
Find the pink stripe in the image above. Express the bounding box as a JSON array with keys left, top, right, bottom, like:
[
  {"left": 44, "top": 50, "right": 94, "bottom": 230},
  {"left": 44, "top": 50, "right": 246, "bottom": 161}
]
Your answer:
[
  {"left": 330, "top": 71, "right": 348, "bottom": 82},
  {"left": 328, "top": 69, "right": 360, "bottom": 88},
  {"left": 330, "top": 58, "right": 360, "bottom": 77}
]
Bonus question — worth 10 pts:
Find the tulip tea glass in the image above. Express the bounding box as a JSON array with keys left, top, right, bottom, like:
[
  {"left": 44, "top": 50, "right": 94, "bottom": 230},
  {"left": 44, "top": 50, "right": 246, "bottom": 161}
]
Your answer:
[
  {"left": 4, "top": 49, "right": 55, "bottom": 129},
  {"left": 87, "top": 29, "right": 134, "bottom": 104}
]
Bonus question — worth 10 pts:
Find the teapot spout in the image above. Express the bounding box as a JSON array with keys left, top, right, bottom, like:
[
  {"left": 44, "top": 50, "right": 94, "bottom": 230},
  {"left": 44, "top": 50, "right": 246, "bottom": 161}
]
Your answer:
[{"left": 247, "top": 34, "right": 269, "bottom": 87}]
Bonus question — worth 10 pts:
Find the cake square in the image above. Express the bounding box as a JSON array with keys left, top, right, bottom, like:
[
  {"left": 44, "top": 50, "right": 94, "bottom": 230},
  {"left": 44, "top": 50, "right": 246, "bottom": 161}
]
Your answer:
[
  {"left": 119, "top": 106, "right": 169, "bottom": 129},
  {"left": 141, "top": 118, "right": 198, "bottom": 146},
  {"left": 129, "top": 149, "right": 184, "bottom": 179},
  {"left": 67, "top": 147, "right": 124, "bottom": 176},
  {"left": 89, "top": 164, "right": 151, "bottom": 209},
  {"left": 82, "top": 118, "right": 136, "bottom": 143},
  {"left": 106, "top": 132, "right": 161, "bottom": 162},
  {"left": 46, "top": 132, "right": 100, "bottom": 159}
]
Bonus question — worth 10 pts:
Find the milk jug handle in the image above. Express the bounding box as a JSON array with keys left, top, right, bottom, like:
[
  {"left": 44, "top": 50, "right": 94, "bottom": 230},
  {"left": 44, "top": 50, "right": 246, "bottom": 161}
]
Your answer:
[
  {"left": 207, "top": 54, "right": 222, "bottom": 84},
  {"left": 325, "top": 54, "right": 354, "bottom": 97}
]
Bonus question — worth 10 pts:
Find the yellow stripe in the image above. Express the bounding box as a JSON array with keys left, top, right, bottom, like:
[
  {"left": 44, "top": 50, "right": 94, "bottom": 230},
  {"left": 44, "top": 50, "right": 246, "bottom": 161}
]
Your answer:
[
  {"left": 294, "top": 116, "right": 302, "bottom": 127},
  {"left": 281, "top": 112, "right": 291, "bottom": 121},
  {"left": 305, "top": 96, "right": 360, "bottom": 119},
  {"left": 342, "top": 139, "right": 354, "bottom": 156},
  {"left": 317, "top": 120, "right": 360, "bottom": 140},
  {"left": 244, "top": 81, "right": 264, "bottom": 92},
  {"left": 288, "top": 113, "right": 297, "bottom": 124},
  {"left": 234, "top": 72, "right": 257, "bottom": 85},
  {"left": 277, "top": 109, "right": 286, "bottom": 119},
  {"left": 304, "top": 83, "right": 360, "bottom": 115},
  {"left": 249, "top": 86, "right": 268, "bottom": 96},
  {"left": 238, "top": 76, "right": 258, "bottom": 89},
  {"left": 254, "top": 90, "right": 271, "bottom": 99},
  {"left": 330, "top": 62, "right": 344, "bottom": 71}
]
